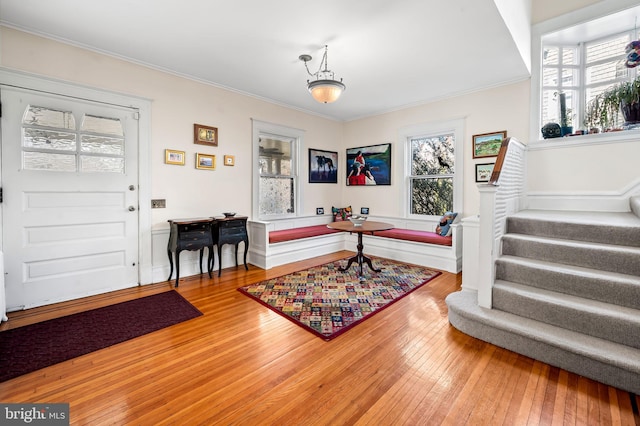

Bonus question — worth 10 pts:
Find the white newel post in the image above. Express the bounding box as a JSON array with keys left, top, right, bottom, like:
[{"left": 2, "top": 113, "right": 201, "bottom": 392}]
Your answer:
[
  {"left": 461, "top": 215, "right": 480, "bottom": 293},
  {"left": 477, "top": 185, "right": 498, "bottom": 309}
]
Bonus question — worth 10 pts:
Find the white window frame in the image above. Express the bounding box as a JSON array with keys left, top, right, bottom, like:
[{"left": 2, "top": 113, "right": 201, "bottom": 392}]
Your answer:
[
  {"left": 251, "top": 119, "right": 303, "bottom": 220},
  {"left": 530, "top": 1, "right": 640, "bottom": 142},
  {"left": 400, "top": 118, "right": 464, "bottom": 219}
]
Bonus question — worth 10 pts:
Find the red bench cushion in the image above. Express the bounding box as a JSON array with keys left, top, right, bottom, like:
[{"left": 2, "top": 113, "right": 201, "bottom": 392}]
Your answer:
[
  {"left": 269, "top": 225, "right": 341, "bottom": 244},
  {"left": 373, "top": 228, "right": 452, "bottom": 246}
]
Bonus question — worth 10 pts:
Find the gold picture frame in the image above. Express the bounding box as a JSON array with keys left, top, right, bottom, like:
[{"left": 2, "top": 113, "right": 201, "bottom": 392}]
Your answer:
[
  {"left": 224, "top": 155, "right": 235, "bottom": 166},
  {"left": 194, "top": 123, "right": 218, "bottom": 147},
  {"left": 196, "top": 153, "right": 216, "bottom": 170},
  {"left": 165, "top": 149, "right": 185, "bottom": 165}
]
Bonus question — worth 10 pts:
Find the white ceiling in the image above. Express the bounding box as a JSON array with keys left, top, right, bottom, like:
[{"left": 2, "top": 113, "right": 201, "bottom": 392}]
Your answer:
[{"left": 0, "top": 0, "right": 531, "bottom": 121}]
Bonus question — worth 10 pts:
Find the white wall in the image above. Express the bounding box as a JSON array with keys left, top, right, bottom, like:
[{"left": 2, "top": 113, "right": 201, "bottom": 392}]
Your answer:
[
  {"left": 0, "top": 27, "right": 344, "bottom": 231},
  {"left": 342, "top": 81, "right": 531, "bottom": 218}
]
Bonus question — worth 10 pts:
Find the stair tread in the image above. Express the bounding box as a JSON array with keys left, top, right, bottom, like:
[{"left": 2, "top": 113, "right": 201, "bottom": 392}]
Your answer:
[
  {"left": 503, "top": 233, "right": 640, "bottom": 252},
  {"left": 497, "top": 255, "right": 640, "bottom": 284},
  {"left": 446, "top": 291, "right": 640, "bottom": 372},
  {"left": 511, "top": 209, "right": 640, "bottom": 228},
  {"left": 493, "top": 279, "right": 640, "bottom": 322}
]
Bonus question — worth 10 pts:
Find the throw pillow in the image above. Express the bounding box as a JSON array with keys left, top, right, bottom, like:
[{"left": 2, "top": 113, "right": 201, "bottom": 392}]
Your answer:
[
  {"left": 332, "top": 206, "right": 353, "bottom": 222},
  {"left": 436, "top": 211, "right": 458, "bottom": 236}
]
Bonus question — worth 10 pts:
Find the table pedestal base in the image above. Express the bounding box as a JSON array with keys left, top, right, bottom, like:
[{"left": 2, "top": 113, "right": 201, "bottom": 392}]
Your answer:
[{"left": 338, "top": 231, "right": 382, "bottom": 277}]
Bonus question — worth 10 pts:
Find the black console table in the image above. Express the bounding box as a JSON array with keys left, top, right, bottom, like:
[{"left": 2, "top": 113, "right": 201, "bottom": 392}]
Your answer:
[
  {"left": 167, "top": 218, "right": 215, "bottom": 287},
  {"left": 212, "top": 216, "right": 249, "bottom": 277}
]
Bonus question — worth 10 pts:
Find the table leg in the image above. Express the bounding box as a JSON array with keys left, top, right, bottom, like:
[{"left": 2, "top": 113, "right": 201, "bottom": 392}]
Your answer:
[
  {"left": 174, "top": 250, "right": 181, "bottom": 287},
  {"left": 167, "top": 247, "right": 174, "bottom": 281},
  {"left": 338, "top": 232, "right": 382, "bottom": 275}
]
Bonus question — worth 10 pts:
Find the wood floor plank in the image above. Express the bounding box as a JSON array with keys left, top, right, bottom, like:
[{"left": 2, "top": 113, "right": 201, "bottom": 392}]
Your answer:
[{"left": 0, "top": 251, "right": 637, "bottom": 425}]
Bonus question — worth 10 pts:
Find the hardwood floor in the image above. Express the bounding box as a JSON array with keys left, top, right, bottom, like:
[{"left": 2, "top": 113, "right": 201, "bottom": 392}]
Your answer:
[{"left": 1, "top": 251, "right": 639, "bottom": 425}]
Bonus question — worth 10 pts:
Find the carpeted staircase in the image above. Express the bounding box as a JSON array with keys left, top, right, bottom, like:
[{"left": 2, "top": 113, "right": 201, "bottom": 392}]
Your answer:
[{"left": 446, "top": 202, "right": 640, "bottom": 394}]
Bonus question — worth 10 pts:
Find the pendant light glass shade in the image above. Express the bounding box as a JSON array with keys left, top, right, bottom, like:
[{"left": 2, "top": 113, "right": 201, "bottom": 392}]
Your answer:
[
  {"left": 299, "top": 45, "right": 346, "bottom": 104},
  {"left": 308, "top": 79, "right": 346, "bottom": 104}
]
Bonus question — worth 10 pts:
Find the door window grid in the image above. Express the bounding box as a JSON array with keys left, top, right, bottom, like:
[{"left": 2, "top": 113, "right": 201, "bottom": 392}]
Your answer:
[{"left": 21, "top": 105, "right": 125, "bottom": 173}]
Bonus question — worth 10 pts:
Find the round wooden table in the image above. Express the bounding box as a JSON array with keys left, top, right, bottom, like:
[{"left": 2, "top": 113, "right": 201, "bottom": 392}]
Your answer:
[{"left": 327, "top": 220, "right": 394, "bottom": 277}]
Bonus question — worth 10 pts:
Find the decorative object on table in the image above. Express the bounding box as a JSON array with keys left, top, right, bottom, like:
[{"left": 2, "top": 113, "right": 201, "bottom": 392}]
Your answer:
[
  {"left": 298, "top": 45, "right": 346, "bottom": 104},
  {"left": 195, "top": 153, "right": 216, "bottom": 170},
  {"left": 316, "top": 207, "right": 324, "bottom": 215},
  {"left": 0, "top": 291, "right": 202, "bottom": 383},
  {"left": 346, "top": 143, "right": 391, "bottom": 186},
  {"left": 475, "top": 163, "right": 495, "bottom": 183},
  {"left": 348, "top": 215, "right": 368, "bottom": 226},
  {"left": 331, "top": 206, "right": 352, "bottom": 221},
  {"left": 541, "top": 122, "right": 562, "bottom": 139},
  {"left": 194, "top": 123, "right": 218, "bottom": 146},
  {"left": 224, "top": 155, "right": 235, "bottom": 166},
  {"left": 584, "top": 75, "right": 640, "bottom": 130},
  {"left": 360, "top": 207, "right": 369, "bottom": 215},
  {"left": 238, "top": 258, "right": 441, "bottom": 340},
  {"left": 472, "top": 131, "right": 506, "bottom": 158},
  {"left": 223, "top": 212, "right": 236, "bottom": 217},
  {"left": 308, "top": 148, "right": 338, "bottom": 183},
  {"left": 165, "top": 149, "right": 185, "bottom": 165}
]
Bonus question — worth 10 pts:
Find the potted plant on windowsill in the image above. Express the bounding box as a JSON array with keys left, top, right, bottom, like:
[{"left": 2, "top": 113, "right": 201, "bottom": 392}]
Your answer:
[{"left": 584, "top": 75, "right": 640, "bottom": 131}]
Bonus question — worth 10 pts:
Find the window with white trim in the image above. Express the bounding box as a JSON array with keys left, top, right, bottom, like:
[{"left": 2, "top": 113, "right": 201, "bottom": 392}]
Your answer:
[
  {"left": 252, "top": 120, "right": 302, "bottom": 220},
  {"left": 538, "top": 5, "right": 640, "bottom": 137},
  {"left": 403, "top": 119, "right": 463, "bottom": 218}
]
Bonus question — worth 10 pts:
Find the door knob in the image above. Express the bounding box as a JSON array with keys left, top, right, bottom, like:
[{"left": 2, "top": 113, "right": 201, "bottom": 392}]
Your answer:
[{"left": 128, "top": 206, "right": 136, "bottom": 212}]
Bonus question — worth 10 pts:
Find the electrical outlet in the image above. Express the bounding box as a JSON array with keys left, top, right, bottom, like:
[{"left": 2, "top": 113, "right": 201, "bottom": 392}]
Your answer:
[{"left": 151, "top": 199, "right": 166, "bottom": 208}]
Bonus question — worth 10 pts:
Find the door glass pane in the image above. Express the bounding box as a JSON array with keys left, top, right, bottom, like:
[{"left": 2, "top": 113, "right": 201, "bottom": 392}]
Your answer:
[
  {"left": 80, "top": 156, "right": 124, "bottom": 173},
  {"left": 23, "top": 128, "right": 76, "bottom": 151},
  {"left": 23, "top": 152, "right": 76, "bottom": 171},
  {"left": 81, "top": 135, "right": 125, "bottom": 155},
  {"left": 22, "top": 105, "right": 76, "bottom": 129},
  {"left": 81, "top": 115, "right": 124, "bottom": 136}
]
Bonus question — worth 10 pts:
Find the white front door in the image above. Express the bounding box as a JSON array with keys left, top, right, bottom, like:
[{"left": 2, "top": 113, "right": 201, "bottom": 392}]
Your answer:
[{"left": 1, "top": 86, "right": 139, "bottom": 310}]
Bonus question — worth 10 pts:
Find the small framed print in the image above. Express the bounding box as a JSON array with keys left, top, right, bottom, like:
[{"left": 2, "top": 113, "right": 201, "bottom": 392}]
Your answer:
[
  {"left": 194, "top": 123, "right": 218, "bottom": 146},
  {"left": 475, "top": 163, "right": 495, "bottom": 182},
  {"left": 224, "top": 155, "right": 235, "bottom": 166},
  {"left": 360, "top": 207, "right": 369, "bottom": 215},
  {"left": 472, "top": 130, "right": 506, "bottom": 159},
  {"left": 196, "top": 153, "right": 216, "bottom": 170},
  {"left": 165, "top": 149, "right": 185, "bottom": 165},
  {"left": 316, "top": 207, "right": 324, "bottom": 215}
]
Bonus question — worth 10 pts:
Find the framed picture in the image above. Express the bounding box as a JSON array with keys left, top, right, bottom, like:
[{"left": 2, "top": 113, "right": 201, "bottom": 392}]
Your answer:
[
  {"left": 224, "top": 155, "right": 235, "bottom": 166},
  {"left": 360, "top": 207, "right": 369, "bottom": 215},
  {"left": 316, "top": 207, "right": 324, "bottom": 215},
  {"left": 194, "top": 123, "right": 218, "bottom": 147},
  {"left": 196, "top": 153, "right": 216, "bottom": 170},
  {"left": 165, "top": 149, "right": 185, "bottom": 165},
  {"left": 346, "top": 143, "right": 391, "bottom": 186},
  {"left": 472, "top": 130, "right": 506, "bottom": 158},
  {"left": 475, "top": 163, "right": 495, "bottom": 182},
  {"left": 309, "top": 148, "right": 338, "bottom": 183}
]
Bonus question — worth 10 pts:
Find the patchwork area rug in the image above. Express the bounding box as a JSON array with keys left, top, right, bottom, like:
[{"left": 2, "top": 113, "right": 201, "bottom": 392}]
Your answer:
[
  {"left": 0, "top": 290, "right": 202, "bottom": 382},
  {"left": 238, "top": 258, "right": 441, "bottom": 340}
]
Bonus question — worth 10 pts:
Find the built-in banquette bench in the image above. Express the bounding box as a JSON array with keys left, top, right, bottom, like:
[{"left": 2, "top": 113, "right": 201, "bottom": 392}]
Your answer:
[{"left": 247, "top": 215, "right": 462, "bottom": 273}]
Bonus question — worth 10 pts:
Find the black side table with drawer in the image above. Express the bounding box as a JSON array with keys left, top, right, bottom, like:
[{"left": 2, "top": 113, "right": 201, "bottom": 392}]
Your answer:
[
  {"left": 167, "top": 218, "right": 215, "bottom": 287},
  {"left": 212, "top": 216, "right": 249, "bottom": 277}
]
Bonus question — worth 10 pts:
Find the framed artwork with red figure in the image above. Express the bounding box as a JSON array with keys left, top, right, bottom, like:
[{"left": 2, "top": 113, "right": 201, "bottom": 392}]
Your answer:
[{"left": 346, "top": 143, "right": 391, "bottom": 186}]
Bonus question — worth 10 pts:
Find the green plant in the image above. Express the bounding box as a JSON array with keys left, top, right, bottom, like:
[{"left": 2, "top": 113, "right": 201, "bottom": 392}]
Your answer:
[{"left": 584, "top": 75, "right": 640, "bottom": 130}]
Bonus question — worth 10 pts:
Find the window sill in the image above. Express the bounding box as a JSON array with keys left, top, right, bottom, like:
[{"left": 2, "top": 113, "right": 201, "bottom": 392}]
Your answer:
[{"left": 528, "top": 129, "right": 640, "bottom": 151}]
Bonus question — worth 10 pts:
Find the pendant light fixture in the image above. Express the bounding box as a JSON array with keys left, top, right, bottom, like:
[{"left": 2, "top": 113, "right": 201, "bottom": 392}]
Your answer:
[{"left": 299, "top": 45, "right": 346, "bottom": 104}]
